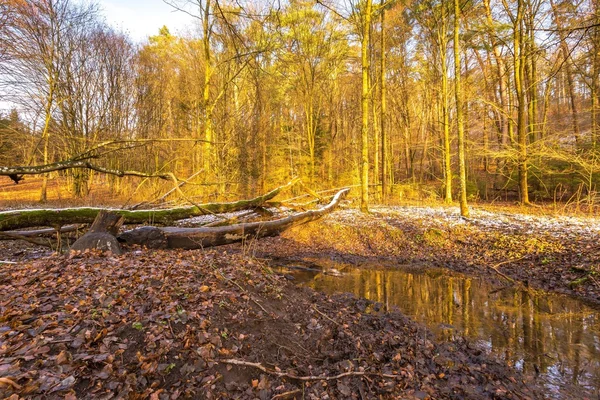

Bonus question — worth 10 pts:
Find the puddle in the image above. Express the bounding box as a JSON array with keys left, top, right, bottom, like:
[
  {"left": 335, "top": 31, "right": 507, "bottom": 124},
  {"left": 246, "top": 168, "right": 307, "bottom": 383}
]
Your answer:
[{"left": 276, "top": 262, "right": 600, "bottom": 397}]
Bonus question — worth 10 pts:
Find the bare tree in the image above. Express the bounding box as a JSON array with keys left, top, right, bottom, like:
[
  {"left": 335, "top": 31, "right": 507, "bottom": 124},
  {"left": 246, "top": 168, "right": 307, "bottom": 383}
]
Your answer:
[{"left": 1, "top": 0, "right": 99, "bottom": 200}]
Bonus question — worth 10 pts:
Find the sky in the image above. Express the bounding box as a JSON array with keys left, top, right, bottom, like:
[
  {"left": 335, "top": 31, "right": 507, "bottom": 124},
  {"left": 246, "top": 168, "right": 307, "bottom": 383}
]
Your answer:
[
  {"left": 0, "top": 1, "right": 197, "bottom": 113},
  {"left": 0, "top": 0, "right": 197, "bottom": 114},
  {"left": 98, "top": 0, "right": 198, "bottom": 42}
]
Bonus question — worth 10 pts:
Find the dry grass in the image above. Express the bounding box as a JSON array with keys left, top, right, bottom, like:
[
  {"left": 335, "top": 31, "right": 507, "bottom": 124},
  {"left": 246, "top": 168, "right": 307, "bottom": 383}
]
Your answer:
[
  {"left": 0, "top": 176, "right": 141, "bottom": 208},
  {"left": 2, "top": 175, "right": 598, "bottom": 218}
]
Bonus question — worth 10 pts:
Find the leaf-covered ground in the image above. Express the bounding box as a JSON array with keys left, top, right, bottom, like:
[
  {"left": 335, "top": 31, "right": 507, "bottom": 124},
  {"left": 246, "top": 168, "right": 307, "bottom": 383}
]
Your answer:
[
  {"left": 3, "top": 204, "right": 598, "bottom": 399},
  {"left": 1, "top": 247, "right": 543, "bottom": 399}
]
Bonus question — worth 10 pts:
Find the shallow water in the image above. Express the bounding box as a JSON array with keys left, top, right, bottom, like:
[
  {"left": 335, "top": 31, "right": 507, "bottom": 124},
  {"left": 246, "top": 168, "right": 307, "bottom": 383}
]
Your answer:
[{"left": 278, "top": 262, "right": 600, "bottom": 398}]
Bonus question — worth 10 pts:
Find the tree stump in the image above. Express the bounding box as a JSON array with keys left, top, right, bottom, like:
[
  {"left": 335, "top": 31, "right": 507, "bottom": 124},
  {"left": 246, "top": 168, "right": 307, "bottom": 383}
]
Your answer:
[{"left": 71, "top": 211, "right": 124, "bottom": 255}]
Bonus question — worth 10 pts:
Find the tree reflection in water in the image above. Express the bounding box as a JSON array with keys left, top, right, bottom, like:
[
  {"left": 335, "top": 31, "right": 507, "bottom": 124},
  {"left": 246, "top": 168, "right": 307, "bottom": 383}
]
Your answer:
[{"left": 284, "top": 264, "right": 600, "bottom": 396}]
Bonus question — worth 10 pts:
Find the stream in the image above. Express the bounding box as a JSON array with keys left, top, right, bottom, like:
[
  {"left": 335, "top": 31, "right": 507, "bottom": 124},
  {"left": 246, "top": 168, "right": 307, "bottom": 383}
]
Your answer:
[{"left": 276, "top": 261, "right": 600, "bottom": 398}]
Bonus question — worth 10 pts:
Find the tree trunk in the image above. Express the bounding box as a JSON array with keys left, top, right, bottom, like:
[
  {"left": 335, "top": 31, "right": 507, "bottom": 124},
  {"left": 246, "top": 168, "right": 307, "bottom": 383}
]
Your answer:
[
  {"left": 550, "top": 0, "right": 580, "bottom": 145},
  {"left": 454, "top": 0, "right": 469, "bottom": 217},
  {"left": 513, "top": 0, "right": 530, "bottom": 204},
  {"left": 440, "top": 0, "right": 453, "bottom": 204},
  {"left": 360, "top": 0, "right": 373, "bottom": 213},
  {"left": 0, "top": 180, "right": 297, "bottom": 231},
  {"left": 118, "top": 188, "right": 349, "bottom": 249},
  {"left": 380, "top": 0, "right": 388, "bottom": 202}
]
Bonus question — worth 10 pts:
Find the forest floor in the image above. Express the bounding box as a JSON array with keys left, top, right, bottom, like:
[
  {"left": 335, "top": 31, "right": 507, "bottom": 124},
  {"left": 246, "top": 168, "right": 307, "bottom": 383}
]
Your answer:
[{"left": 1, "top": 203, "right": 599, "bottom": 399}]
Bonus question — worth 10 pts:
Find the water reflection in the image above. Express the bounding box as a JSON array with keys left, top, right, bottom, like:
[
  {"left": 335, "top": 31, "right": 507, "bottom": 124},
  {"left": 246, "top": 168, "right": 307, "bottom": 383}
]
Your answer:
[{"left": 281, "top": 264, "right": 600, "bottom": 397}]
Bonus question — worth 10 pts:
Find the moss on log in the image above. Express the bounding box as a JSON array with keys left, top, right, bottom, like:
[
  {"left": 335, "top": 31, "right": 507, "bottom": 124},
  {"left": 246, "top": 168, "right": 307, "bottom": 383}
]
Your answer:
[{"left": 0, "top": 180, "right": 297, "bottom": 231}]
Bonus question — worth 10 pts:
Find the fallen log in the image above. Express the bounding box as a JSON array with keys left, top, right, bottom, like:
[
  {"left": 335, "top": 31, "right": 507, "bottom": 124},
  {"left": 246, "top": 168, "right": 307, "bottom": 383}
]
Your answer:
[
  {"left": 0, "top": 225, "right": 81, "bottom": 240},
  {"left": 0, "top": 179, "right": 297, "bottom": 231},
  {"left": 118, "top": 188, "right": 349, "bottom": 249}
]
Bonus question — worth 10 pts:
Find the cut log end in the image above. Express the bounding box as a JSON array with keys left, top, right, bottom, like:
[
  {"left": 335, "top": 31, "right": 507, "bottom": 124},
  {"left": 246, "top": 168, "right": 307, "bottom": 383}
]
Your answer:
[
  {"left": 71, "top": 211, "right": 124, "bottom": 255},
  {"left": 71, "top": 233, "right": 123, "bottom": 255}
]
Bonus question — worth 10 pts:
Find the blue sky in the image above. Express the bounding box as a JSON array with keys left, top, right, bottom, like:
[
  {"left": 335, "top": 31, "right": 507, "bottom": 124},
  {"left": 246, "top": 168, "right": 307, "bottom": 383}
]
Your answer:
[{"left": 98, "top": 0, "right": 198, "bottom": 41}]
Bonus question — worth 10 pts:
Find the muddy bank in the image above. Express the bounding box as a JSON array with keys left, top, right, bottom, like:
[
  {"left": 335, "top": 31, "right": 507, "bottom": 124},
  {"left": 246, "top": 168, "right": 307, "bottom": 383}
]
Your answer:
[
  {"left": 252, "top": 206, "right": 600, "bottom": 307},
  {"left": 0, "top": 249, "right": 543, "bottom": 399}
]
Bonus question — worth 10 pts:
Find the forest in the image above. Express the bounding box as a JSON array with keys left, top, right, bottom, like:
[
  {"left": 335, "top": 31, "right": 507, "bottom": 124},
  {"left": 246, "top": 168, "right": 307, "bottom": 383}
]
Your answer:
[
  {"left": 1, "top": 0, "right": 600, "bottom": 399},
  {"left": 0, "top": 0, "right": 598, "bottom": 210}
]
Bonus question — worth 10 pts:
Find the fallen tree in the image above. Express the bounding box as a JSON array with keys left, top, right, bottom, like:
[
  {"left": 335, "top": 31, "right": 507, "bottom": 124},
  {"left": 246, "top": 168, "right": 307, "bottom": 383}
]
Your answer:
[
  {"left": 118, "top": 188, "right": 349, "bottom": 250},
  {"left": 0, "top": 179, "right": 297, "bottom": 231},
  {"left": 0, "top": 225, "right": 81, "bottom": 239}
]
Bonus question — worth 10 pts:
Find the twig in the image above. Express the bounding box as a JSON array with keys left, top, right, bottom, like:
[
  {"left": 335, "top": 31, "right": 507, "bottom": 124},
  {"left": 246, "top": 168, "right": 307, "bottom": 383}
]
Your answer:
[
  {"left": 587, "top": 273, "right": 600, "bottom": 288},
  {"left": 299, "top": 180, "right": 324, "bottom": 202},
  {"left": 489, "top": 266, "right": 515, "bottom": 283},
  {"left": 0, "top": 231, "right": 54, "bottom": 248},
  {"left": 131, "top": 169, "right": 204, "bottom": 210},
  {"left": 219, "top": 359, "right": 398, "bottom": 381},
  {"left": 0, "top": 260, "right": 17, "bottom": 264},
  {"left": 312, "top": 305, "right": 340, "bottom": 326},
  {"left": 488, "top": 256, "right": 529, "bottom": 284},
  {"left": 167, "top": 173, "right": 227, "bottom": 221},
  {"left": 203, "top": 210, "right": 256, "bottom": 227},
  {"left": 271, "top": 389, "right": 302, "bottom": 399},
  {"left": 201, "top": 374, "right": 222, "bottom": 389},
  {"left": 167, "top": 318, "right": 176, "bottom": 338}
]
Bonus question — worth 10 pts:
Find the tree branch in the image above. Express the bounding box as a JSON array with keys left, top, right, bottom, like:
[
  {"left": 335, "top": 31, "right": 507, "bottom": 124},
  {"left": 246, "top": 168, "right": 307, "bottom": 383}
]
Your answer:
[
  {"left": 0, "top": 160, "right": 176, "bottom": 180},
  {"left": 219, "top": 358, "right": 398, "bottom": 381}
]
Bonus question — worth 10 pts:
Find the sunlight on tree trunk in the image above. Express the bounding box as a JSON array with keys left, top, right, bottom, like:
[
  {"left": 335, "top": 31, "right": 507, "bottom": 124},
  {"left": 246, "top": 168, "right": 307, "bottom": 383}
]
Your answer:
[
  {"left": 380, "top": 0, "right": 388, "bottom": 202},
  {"left": 454, "top": 0, "right": 469, "bottom": 217},
  {"left": 507, "top": 0, "right": 531, "bottom": 205},
  {"left": 440, "top": 0, "right": 453, "bottom": 204},
  {"left": 360, "top": 0, "right": 373, "bottom": 213},
  {"left": 202, "top": 0, "right": 213, "bottom": 175}
]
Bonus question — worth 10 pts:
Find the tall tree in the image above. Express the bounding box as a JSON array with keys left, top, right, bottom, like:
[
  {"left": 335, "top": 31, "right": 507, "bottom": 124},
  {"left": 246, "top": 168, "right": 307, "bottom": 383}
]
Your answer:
[
  {"left": 380, "top": 0, "right": 388, "bottom": 201},
  {"left": 360, "top": 0, "right": 373, "bottom": 212},
  {"left": 454, "top": 0, "right": 469, "bottom": 216},
  {"left": 1, "top": 0, "right": 100, "bottom": 201},
  {"left": 410, "top": 0, "right": 454, "bottom": 202},
  {"left": 502, "top": 0, "right": 531, "bottom": 204}
]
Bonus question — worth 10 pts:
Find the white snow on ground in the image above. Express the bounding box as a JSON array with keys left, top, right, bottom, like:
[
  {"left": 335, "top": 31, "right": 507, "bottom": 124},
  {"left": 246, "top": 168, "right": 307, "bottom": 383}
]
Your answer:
[{"left": 330, "top": 205, "right": 600, "bottom": 241}]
